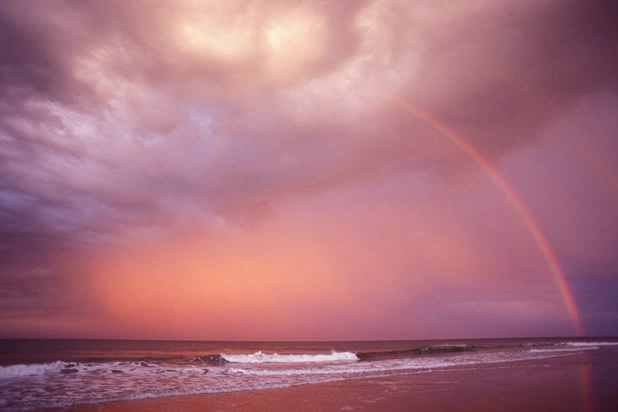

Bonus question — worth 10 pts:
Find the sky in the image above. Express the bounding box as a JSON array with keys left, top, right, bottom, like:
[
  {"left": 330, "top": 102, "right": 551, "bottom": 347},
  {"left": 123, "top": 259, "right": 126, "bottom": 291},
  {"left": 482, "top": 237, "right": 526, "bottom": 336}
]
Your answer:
[{"left": 1, "top": 0, "right": 617, "bottom": 341}]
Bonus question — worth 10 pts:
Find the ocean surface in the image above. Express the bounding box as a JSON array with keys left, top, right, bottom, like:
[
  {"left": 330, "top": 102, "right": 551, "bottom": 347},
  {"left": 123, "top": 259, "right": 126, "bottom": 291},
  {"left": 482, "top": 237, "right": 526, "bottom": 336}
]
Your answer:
[{"left": 1, "top": 337, "right": 617, "bottom": 411}]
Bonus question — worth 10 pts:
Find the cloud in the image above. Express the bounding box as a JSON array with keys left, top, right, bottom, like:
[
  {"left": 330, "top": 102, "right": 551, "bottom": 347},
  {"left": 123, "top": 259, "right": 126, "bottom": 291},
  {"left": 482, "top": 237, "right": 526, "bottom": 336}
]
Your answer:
[
  {"left": 0, "top": 232, "right": 80, "bottom": 316},
  {"left": 401, "top": 0, "right": 618, "bottom": 152},
  {"left": 1, "top": 0, "right": 617, "bottom": 338}
]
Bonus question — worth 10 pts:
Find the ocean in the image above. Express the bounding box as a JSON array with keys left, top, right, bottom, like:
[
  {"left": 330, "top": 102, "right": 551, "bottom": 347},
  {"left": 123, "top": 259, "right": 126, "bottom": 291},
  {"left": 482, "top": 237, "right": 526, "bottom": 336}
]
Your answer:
[{"left": 1, "top": 337, "right": 617, "bottom": 411}]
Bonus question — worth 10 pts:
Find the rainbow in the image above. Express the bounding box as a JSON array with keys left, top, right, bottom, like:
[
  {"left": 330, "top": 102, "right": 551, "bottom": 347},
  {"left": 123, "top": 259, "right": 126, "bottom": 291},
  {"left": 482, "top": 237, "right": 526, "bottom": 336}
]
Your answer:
[{"left": 381, "top": 91, "right": 585, "bottom": 336}]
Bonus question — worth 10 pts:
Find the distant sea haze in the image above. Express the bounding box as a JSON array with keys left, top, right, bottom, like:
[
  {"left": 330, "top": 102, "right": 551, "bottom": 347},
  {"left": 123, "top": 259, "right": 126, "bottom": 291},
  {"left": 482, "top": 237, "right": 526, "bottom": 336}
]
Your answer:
[{"left": 1, "top": 337, "right": 617, "bottom": 411}]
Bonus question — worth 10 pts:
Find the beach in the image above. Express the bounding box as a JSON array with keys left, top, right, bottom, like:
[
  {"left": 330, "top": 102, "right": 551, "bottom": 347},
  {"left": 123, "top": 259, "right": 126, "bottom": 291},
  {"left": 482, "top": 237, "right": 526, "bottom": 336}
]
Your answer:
[
  {"left": 3, "top": 5, "right": 618, "bottom": 412},
  {"left": 50, "top": 349, "right": 618, "bottom": 412}
]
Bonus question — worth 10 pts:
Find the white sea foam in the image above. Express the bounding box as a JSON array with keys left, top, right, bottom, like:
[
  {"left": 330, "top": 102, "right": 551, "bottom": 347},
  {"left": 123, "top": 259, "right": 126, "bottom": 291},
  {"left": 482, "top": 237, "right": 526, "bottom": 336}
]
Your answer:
[
  {"left": 564, "top": 341, "right": 618, "bottom": 347},
  {"left": 0, "top": 360, "right": 212, "bottom": 381},
  {"left": 0, "top": 361, "right": 68, "bottom": 379},
  {"left": 528, "top": 347, "right": 599, "bottom": 353},
  {"left": 221, "top": 351, "right": 359, "bottom": 364}
]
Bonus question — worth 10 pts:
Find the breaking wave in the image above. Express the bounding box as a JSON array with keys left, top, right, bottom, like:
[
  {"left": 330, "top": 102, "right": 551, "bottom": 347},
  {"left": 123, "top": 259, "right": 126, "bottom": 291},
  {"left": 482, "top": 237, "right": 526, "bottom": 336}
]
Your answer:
[
  {"left": 221, "top": 351, "right": 359, "bottom": 364},
  {"left": 356, "top": 344, "right": 476, "bottom": 361},
  {"left": 0, "top": 361, "right": 70, "bottom": 379},
  {"left": 563, "top": 341, "right": 618, "bottom": 347},
  {"left": 3, "top": 338, "right": 614, "bottom": 411},
  {"left": 0, "top": 360, "right": 207, "bottom": 380}
]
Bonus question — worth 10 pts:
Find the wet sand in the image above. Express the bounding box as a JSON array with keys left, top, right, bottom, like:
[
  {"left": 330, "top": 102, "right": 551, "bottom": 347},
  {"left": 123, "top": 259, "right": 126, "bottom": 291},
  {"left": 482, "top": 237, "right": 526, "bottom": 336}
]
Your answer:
[{"left": 52, "top": 351, "right": 618, "bottom": 412}]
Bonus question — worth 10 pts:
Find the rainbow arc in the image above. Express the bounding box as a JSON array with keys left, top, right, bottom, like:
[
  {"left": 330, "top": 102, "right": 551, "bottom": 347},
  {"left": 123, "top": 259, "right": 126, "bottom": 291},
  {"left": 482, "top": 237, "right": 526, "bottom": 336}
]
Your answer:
[{"left": 381, "top": 91, "right": 584, "bottom": 336}]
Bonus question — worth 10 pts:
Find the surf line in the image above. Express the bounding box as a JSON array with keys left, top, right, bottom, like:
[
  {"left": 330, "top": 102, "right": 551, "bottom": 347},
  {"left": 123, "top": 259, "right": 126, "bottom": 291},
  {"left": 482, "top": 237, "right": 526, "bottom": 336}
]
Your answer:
[{"left": 380, "top": 91, "right": 584, "bottom": 336}]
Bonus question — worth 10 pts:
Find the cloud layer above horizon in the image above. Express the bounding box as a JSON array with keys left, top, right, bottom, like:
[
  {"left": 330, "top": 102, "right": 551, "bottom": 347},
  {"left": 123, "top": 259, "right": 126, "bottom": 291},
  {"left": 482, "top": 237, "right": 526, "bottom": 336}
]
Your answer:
[{"left": 1, "top": 0, "right": 617, "bottom": 340}]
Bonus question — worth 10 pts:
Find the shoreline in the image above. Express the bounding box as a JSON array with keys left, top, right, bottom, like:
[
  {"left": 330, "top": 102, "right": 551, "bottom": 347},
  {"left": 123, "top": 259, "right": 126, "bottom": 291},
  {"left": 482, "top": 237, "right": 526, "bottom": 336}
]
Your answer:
[{"left": 50, "top": 351, "right": 618, "bottom": 412}]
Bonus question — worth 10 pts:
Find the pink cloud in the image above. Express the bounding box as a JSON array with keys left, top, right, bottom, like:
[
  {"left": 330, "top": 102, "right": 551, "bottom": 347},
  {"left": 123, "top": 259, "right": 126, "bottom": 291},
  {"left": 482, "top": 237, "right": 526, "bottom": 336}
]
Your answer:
[{"left": 1, "top": 0, "right": 617, "bottom": 339}]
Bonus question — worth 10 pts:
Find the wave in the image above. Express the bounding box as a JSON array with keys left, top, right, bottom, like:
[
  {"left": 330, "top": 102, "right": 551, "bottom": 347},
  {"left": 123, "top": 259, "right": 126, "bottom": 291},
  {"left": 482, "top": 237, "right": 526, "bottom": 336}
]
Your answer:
[
  {"left": 220, "top": 351, "right": 359, "bottom": 364},
  {"left": 0, "top": 361, "right": 74, "bottom": 379},
  {"left": 356, "top": 344, "right": 476, "bottom": 361},
  {"left": 0, "top": 360, "right": 207, "bottom": 380},
  {"left": 0, "top": 351, "right": 360, "bottom": 379},
  {"left": 2, "top": 341, "right": 609, "bottom": 411},
  {"left": 563, "top": 341, "right": 618, "bottom": 347},
  {"left": 522, "top": 340, "right": 618, "bottom": 350},
  {"left": 528, "top": 347, "right": 600, "bottom": 353},
  {"left": 419, "top": 344, "right": 476, "bottom": 354},
  {"left": 196, "top": 354, "right": 229, "bottom": 365}
]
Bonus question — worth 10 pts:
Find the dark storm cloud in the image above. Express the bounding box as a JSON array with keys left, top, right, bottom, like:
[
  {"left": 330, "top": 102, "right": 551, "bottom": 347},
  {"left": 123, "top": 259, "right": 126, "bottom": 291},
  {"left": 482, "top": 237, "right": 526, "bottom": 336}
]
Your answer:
[
  {"left": 0, "top": 0, "right": 616, "bottom": 237},
  {"left": 0, "top": 1, "right": 107, "bottom": 106},
  {"left": 1, "top": 0, "right": 615, "bottom": 238},
  {"left": 565, "top": 262, "right": 618, "bottom": 336},
  {"left": 403, "top": 0, "right": 618, "bottom": 154},
  {"left": 0, "top": 0, "right": 372, "bottom": 232},
  {"left": 0, "top": 232, "right": 74, "bottom": 315}
]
